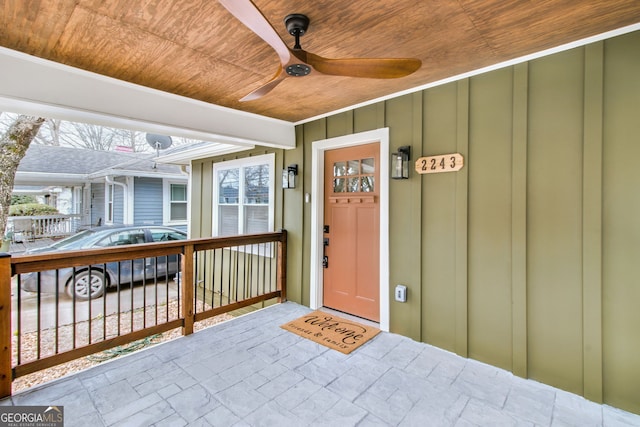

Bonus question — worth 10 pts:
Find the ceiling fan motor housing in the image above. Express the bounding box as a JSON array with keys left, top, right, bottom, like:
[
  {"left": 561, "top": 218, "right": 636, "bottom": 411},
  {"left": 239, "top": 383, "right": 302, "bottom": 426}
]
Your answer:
[
  {"left": 284, "top": 14, "right": 309, "bottom": 36},
  {"left": 286, "top": 64, "right": 311, "bottom": 76},
  {"left": 284, "top": 14, "right": 312, "bottom": 76}
]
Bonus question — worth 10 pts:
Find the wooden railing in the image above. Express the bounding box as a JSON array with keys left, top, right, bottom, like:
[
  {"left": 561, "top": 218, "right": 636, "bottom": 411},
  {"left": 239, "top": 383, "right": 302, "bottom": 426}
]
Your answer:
[{"left": 0, "top": 230, "right": 287, "bottom": 397}]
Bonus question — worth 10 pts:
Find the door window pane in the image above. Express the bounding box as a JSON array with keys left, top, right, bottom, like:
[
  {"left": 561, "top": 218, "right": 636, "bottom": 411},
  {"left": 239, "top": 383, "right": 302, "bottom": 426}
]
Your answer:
[
  {"left": 333, "top": 162, "right": 346, "bottom": 177},
  {"left": 361, "top": 177, "right": 375, "bottom": 192},
  {"left": 361, "top": 158, "right": 375, "bottom": 174},
  {"left": 347, "top": 177, "right": 359, "bottom": 192},
  {"left": 347, "top": 160, "right": 359, "bottom": 175}
]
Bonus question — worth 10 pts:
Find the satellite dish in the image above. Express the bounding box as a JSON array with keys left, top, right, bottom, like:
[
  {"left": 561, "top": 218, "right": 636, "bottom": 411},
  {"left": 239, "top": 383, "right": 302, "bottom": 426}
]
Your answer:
[{"left": 146, "top": 133, "right": 173, "bottom": 151}]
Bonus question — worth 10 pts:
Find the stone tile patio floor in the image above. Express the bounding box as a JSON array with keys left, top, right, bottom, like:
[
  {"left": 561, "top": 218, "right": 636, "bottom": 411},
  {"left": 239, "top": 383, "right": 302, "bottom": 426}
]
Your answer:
[{"left": 2, "top": 302, "right": 639, "bottom": 426}]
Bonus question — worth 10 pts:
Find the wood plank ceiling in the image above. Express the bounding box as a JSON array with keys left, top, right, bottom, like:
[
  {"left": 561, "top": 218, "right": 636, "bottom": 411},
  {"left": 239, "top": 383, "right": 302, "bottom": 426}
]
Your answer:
[{"left": 1, "top": 0, "right": 639, "bottom": 122}]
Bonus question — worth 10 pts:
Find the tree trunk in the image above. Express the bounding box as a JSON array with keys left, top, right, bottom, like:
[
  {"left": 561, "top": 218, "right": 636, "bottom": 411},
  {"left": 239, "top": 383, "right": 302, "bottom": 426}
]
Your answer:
[{"left": 0, "top": 116, "right": 45, "bottom": 237}]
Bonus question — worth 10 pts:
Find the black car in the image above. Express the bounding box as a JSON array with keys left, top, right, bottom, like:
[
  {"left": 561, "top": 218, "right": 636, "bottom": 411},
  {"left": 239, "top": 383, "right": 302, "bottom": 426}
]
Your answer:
[{"left": 20, "top": 226, "right": 186, "bottom": 300}]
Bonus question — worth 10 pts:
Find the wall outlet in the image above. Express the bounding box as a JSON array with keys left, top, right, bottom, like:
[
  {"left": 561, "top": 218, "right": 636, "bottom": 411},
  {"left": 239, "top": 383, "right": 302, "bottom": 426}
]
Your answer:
[{"left": 395, "top": 285, "right": 407, "bottom": 302}]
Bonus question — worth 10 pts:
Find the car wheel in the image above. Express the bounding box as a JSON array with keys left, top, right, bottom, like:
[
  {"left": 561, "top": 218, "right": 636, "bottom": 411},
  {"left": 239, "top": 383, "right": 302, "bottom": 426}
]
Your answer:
[{"left": 66, "top": 270, "right": 106, "bottom": 300}]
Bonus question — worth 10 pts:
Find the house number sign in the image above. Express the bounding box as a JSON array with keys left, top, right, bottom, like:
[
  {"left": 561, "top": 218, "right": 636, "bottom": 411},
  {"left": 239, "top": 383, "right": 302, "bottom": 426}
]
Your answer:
[{"left": 415, "top": 153, "right": 464, "bottom": 174}]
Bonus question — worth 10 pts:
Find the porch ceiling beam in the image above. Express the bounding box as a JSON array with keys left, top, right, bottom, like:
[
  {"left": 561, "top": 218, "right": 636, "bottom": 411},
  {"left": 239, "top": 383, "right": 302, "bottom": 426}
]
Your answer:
[{"left": 0, "top": 47, "right": 295, "bottom": 150}]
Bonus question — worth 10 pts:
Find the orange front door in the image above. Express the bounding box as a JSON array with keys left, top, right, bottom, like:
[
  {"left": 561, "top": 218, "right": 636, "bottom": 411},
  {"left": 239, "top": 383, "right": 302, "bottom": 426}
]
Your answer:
[{"left": 323, "top": 143, "right": 380, "bottom": 322}]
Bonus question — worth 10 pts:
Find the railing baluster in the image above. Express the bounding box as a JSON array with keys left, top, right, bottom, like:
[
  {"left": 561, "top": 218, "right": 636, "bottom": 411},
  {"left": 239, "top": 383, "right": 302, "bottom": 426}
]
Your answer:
[
  {"left": 87, "top": 268, "right": 92, "bottom": 345},
  {"left": 16, "top": 274, "right": 21, "bottom": 366},
  {"left": 269, "top": 242, "right": 274, "bottom": 292},
  {"left": 72, "top": 268, "right": 77, "bottom": 349},
  {"left": 36, "top": 272, "right": 41, "bottom": 360},
  {"left": 194, "top": 252, "right": 199, "bottom": 314},
  {"left": 262, "top": 243, "right": 267, "bottom": 295},
  {"left": 129, "top": 260, "right": 134, "bottom": 333},
  {"left": 214, "top": 249, "right": 218, "bottom": 308},
  {"left": 143, "top": 257, "right": 147, "bottom": 329},
  {"left": 102, "top": 264, "right": 107, "bottom": 341},
  {"left": 219, "top": 248, "right": 224, "bottom": 307},
  {"left": 228, "top": 246, "right": 232, "bottom": 305},
  {"left": 55, "top": 271, "right": 60, "bottom": 354},
  {"left": 154, "top": 258, "right": 158, "bottom": 327},
  {"left": 234, "top": 245, "right": 239, "bottom": 303},
  {"left": 164, "top": 257, "right": 168, "bottom": 323},
  {"left": 242, "top": 245, "right": 251, "bottom": 299},
  {"left": 117, "top": 262, "right": 122, "bottom": 337}
]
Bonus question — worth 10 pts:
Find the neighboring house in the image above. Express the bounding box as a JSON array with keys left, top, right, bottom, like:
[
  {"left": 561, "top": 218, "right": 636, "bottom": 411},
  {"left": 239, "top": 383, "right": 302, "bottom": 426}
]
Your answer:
[
  {"left": 158, "top": 31, "right": 640, "bottom": 415},
  {"left": 14, "top": 145, "right": 188, "bottom": 231}
]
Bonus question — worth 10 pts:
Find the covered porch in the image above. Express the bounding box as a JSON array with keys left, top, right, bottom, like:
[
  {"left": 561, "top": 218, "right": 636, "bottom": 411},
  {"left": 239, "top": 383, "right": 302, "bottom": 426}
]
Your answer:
[{"left": 1, "top": 302, "right": 638, "bottom": 426}]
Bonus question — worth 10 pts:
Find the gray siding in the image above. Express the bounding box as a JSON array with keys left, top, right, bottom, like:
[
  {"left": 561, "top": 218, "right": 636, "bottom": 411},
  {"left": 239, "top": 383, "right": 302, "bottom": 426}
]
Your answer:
[{"left": 134, "top": 177, "right": 163, "bottom": 225}]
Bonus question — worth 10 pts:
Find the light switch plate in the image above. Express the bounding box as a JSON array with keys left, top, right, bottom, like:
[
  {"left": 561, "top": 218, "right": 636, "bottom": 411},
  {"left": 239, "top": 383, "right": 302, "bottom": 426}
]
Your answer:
[{"left": 395, "top": 285, "right": 407, "bottom": 302}]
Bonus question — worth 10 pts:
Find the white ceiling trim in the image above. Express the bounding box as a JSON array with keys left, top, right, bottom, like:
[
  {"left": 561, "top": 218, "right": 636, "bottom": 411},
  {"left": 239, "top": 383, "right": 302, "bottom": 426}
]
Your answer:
[
  {"left": 154, "top": 142, "right": 253, "bottom": 165},
  {"left": 0, "top": 47, "right": 295, "bottom": 149}
]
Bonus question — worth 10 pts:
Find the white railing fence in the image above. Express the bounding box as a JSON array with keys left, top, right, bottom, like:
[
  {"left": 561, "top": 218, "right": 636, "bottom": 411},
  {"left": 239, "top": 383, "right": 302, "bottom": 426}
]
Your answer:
[{"left": 8, "top": 215, "right": 83, "bottom": 241}]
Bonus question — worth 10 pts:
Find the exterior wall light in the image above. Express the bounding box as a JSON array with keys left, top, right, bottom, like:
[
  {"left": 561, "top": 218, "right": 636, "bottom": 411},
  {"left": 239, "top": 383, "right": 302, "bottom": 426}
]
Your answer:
[
  {"left": 282, "top": 164, "right": 298, "bottom": 189},
  {"left": 391, "top": 146, "right": 411, "bottom": 179}
]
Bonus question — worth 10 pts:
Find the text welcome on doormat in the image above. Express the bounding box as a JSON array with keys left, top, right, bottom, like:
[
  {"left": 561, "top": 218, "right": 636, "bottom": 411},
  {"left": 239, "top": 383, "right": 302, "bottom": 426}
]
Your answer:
[{"left": 281, "top": 311, "right": 380, "bottom": 354}]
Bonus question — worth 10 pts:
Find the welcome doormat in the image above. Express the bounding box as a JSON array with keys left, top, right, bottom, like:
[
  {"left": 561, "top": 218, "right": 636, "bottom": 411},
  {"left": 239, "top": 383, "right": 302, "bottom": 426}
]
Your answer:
[{"left": 281, "top": 311, "right": 381, "bottom": 354}]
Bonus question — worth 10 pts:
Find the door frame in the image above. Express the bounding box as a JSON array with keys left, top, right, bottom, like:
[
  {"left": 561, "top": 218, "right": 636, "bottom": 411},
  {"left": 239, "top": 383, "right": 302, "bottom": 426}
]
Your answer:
[{"left": 310, "top": 128, "right": 390, "bottom": 331}]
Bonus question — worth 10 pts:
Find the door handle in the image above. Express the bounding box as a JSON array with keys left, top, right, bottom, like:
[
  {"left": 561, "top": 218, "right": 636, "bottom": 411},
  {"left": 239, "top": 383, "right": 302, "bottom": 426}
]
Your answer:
[{"left": 323, "top": 238, "right": 329, "bottom": 268}]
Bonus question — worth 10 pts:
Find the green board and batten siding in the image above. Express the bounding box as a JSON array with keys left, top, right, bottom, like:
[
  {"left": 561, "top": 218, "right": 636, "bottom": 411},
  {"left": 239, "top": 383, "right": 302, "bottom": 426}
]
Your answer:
[
  {"left": 191, "top": 31, "right": 640, "bottom": 414},
  {"left": 297, "top": 31, "right": 640, "bottom": 413}
]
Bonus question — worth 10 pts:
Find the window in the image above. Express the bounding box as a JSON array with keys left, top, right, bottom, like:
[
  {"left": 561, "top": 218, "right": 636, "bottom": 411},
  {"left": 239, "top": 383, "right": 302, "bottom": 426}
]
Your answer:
[
  {"left": 106, "top": 184, "right": 114, "bottom": 224},
  {"left": 170, "top": 183, "right": 187, "bottom": 221},
  {"left": 95, "top": 229, "right": 146, "bottom": 247},
  {"left": 73, "top": 186, "right": 83, "bottom": 215},
  {"left": 213, "top": 154, "right": 275, "bottom": 236},
  {"left": 333, "top": 157, "right": 375, "bottom": 193},
  {"left": 149, "top": 228, "right": 186, "bottom": 242},
  {"left": 163, "top": 181, "right": 188, "bottom": 225}
]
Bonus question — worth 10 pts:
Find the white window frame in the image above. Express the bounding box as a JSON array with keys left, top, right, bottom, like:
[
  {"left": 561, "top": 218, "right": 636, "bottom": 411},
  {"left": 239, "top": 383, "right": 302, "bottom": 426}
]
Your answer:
[
  {"left": 163, "top": 180, "right": 188, "bottom": 225},
  {"left": 212, "top": 153, "right": 275, "bottom": 237}
]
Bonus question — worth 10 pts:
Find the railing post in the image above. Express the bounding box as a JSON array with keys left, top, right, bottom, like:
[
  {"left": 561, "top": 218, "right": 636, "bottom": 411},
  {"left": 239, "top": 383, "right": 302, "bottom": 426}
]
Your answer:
[
  {"left": 181, "top": 244, "right": 194, "bottom": 335},
  {"left": 277, "top": 230, "right": 287, "bottom": 302},
  {"left": 0, "top": 253, "right": 12, "bottom": 398}
]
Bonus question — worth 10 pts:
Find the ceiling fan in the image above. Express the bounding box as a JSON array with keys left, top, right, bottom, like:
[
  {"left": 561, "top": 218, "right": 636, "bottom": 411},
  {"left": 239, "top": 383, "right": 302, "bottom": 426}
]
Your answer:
[{"left": 219, "top": 0, "right": 422, "bottom": 101}]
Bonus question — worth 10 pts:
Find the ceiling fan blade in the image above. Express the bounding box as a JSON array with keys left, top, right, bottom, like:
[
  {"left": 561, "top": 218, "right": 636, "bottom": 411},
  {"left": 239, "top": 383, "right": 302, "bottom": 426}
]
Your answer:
[
  {"left": 219, "top": 0, "right": 290, "bottom": 65},
  {"left": 300, "top": 51, "right": 421, "bottom": 79},
  {"left": 240, "top": 71, "right": 288, "bottom": 101}
]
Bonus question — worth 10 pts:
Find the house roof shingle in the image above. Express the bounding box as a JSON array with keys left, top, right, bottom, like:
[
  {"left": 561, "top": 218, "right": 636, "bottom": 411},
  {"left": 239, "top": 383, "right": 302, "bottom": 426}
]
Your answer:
[{"left": 18, "top": 145, "right": 184, "bottom": 177}]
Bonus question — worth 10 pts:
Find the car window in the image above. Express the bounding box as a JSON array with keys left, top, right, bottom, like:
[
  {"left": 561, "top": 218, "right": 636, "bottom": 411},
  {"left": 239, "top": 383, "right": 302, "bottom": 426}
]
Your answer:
[
  {"left": 95, "top": 229, "right": 147, "bottom": 247},
  {"left": 150, "top": 228, "right": 186, "bottom": 242}
]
